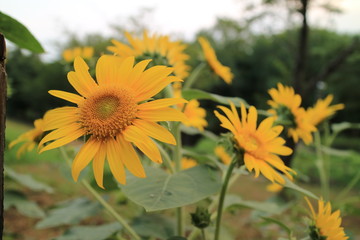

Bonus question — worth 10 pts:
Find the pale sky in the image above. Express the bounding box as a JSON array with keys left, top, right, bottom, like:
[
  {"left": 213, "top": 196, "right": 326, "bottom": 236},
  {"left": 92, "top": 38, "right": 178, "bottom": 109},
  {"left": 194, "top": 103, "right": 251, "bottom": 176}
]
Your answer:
[{"left": 2, "top": 0, "right": 359, "bottom": 59}]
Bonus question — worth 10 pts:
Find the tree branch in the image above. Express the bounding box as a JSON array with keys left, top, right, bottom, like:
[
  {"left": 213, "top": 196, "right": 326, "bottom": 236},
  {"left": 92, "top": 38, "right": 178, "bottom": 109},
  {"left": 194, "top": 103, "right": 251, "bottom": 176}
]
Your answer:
[{"left": 304, "top": 37, "right": 360, "bottom": 96}]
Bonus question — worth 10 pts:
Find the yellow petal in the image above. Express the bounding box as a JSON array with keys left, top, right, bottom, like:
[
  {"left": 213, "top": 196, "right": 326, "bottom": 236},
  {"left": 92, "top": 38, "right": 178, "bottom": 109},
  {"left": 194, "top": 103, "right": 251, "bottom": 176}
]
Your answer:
[
  {"left": 133, "top": 119, "right": 176, "bottom": 145},
  {"left": 138, "top": 98, "right": 188, "bottom": 110},
  {"left": 137, "top": 107, "right": 187, "bottom": 122},
  {"left": 39, "top": 128, "right": 84, "bottom": 153},
  {"left": 49, "top": 90, "right": 84, "bottom": 104},
  {"left": 106, "top": 138, "right": 126, "bottom": 184},
  {"left": 72, "top": 138, "right": 101, "bottom": 181},
  {"left": 117, "top": 135, "right": 146, "bottom": 178},
  {"left": 93, "top": 142, "right": 106, "bottom": 189},
  {"left": 123, "top": 126, "right": 162, "bottom": 163},
  {"left": 39, "top": 123, "right": 82, "bottom": 147}
]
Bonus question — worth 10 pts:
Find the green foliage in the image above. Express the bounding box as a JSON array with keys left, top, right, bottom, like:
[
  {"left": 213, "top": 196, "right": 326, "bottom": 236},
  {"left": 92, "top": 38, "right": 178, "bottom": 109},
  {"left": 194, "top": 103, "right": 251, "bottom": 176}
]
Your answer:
[
  {"left": 4, "top": 190, "right": 45, "bottom": 218},
  {"left": 223, "top": 194, "right": 286, "bottom": 215},
  {"left": 0, "top": 11, "right": 44, "bottom": 53},
  {"left": 54, "top": 222, "right": 122, "bottom": 240},
  {"left": 36, "top": 198, "right": 102, "bottom": 229},
  {"left": 283, "top": 177, "right": 318, "bottom": 199},
  {"left": 182, "top": 89, "right": 248, "bottom": 107},
  {"left": 131, "top": 214, "right": 174, "bottom": 239},
  {"left": 122, "top": 165, "right": 221, "bottom": 211},
  {"left": 5, "top": 166, "right": 53, "bottom": 193}
]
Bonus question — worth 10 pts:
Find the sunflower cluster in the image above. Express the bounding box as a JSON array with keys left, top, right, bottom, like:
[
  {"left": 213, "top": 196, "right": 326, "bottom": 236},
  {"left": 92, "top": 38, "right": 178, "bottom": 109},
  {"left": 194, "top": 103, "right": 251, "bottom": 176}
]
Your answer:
[
  {"left": 62, "top": 46, "right": 94, "bottom": 62},
  {"left": 267, "top": 83, "right": 344, "bottom": 145},
  {"left": 9, "top": 28, "right": 349, "bottom": 240}
]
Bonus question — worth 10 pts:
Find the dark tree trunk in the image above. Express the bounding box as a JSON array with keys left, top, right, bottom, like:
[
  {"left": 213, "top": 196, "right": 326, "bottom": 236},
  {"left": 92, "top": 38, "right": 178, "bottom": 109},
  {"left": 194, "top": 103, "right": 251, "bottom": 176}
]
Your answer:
[
  {"left": 0, "top": 33, "right": 7, "bottom": 236},
  {"left": 293, "top": 0, "right": 309, "bottom": 98}
]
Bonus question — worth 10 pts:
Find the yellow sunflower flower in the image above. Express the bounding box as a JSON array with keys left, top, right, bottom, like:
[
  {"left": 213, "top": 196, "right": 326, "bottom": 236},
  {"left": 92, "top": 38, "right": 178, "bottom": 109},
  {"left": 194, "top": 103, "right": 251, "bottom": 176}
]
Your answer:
[
  {"left": 214, "top": 102, "right": 295, "bottom": 184},
  {"left": 181, "top": 157, "right": 197, "bottom": 169},
  {"left": 9, "top": 118, "right": 45, "bottom": 158},
  {"left": 107, "top": 30, "right": 190, "bottom": 79},
  {"left": 198, "top": 37, "right": 233, "bottom": 84},
  {"left": 268, "top": 83, "right": 317, "bottom": 145},
  {"left": 173, "top": 83, "right": 208, "bottom": 131},
  {"left": 39, "top": 55, "right": 187, "bottom": 188},
  {"left": 305, "top": 197, "right": 348, "bottom": 240},
  {"left": 307, "top": 95, "right": 345, "bottom": 126},
  {"left": 266, "top": 182, "right": 284, "bottom": 193},
  {"left": 214, "top": 146, "right": 232, "bottom": 165},
  {"left": 62, "top": 46, "right": 94, "bottom": 62}
]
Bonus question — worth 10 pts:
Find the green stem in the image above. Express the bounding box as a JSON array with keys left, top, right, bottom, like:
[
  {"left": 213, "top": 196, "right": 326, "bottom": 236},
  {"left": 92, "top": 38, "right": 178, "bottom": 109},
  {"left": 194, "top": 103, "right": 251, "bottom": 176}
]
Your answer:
[
  {"left": 336, "top": 170, "right": 360, "bottom": 201},
  {"left": 201, "top": 228, "right": 206, "bottom": 240},
  {"left": 59, "top": 148, "right": 141, "bottom": 240},
  {"left": 188, "top": 167, "right": 243, "bottom": 240},
  {"left": 173, "top": 122, "right": 184, "bottom": 236},
  {"left": 183, "top": 63, "right": 205, "bottom": 90},
  {"left": 81, "top": 180, "right": 141, "bottom": 240},
  {"left": 158, "top": 143, "right": 175, "bottom": 174},
  {"left": 214, "top": 159, "right": 237, "bottom": 240},
  {"left": 314, "top": 131, "right": 329, "bottom": 200}
]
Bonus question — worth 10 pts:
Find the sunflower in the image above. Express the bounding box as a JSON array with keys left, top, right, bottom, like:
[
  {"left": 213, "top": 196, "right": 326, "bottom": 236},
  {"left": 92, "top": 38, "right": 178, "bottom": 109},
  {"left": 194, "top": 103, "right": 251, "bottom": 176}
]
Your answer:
[
  {"left": 107, "top": 31, "right": 190, "bottom": 79},
  {"left": 266, "top": 182, "right": 284, "bottom": 193},
  {"left": 181, "top": 157, "right": 197, "bottom": 169},
  {"left": 9, "top": 118, "right": 45, "bottom": 158},
  {"left": 268, "top": 83, "right": 317, "bottom": 145},
  {"left": 63, "top": 46, "right": 94, "bottom": 62},
  {"left": 305, "top": 197, "right": 348, "bottom": 240},
  {"left": 214, "top": 102, "right": 295, "bottom": 184},
  {"left": 198, "top": 37, "right": 233, "bottom": 84},
  {"left": 39, "top": 55, "right": 187, "bottom": 188},
  {"left": 173, "top": 83, "right": 208, "bottom": 131},
  {"left": 307, "top": 95, "right": 345, "bottom": 126},
  {"left": 214, "top": 146, "right": 232, "bottom": 165}
]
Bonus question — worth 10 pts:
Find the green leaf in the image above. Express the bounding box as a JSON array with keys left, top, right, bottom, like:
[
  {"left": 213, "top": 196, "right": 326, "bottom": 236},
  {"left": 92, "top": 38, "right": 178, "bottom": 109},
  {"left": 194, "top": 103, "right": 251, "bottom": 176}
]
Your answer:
[
  {"left": 4, "top": 190, "right": 45, "bottom": 218},
  {"left": 181, "top": 125, "right": 219, "bottom": 141},
  {"left": 167, "top": 237, "right": 187, "bottom": 240},
  {"left": 0, "top": 11, "right": 45, "bottom": 53},
  {"left": 331, "top": 122, "right": 360, "bottom": 135},
  {"left": 283, "top": 178, "right": 318, "bottom": 199},
  {"left": 5, "top": 166, "right": 53, "bottom": 193},
  {"left": 131, "top": 214, "right": 174, "bottom": 239},
  {"left": 261, "top": 217, "right": 292, "bottom": 237},
  {"left": 122, "top": 165, "right": 222, "bottom": 211},
  {"left": 54, "top": 222, "right": 122, "bottom": 240},
  {"left": 36, "top": 197, "right": 102, "bottom": 229},
  {"left": 182, "top": 89, "right": 248, "bottom": 107},
  {"left": 223, "top": 195, "right": 284, "bottom": 215}
]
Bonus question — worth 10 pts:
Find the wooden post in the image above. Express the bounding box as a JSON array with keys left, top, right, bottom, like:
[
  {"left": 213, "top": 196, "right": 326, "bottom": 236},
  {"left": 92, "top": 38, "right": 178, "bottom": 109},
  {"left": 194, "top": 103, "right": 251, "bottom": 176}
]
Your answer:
[{"left": 0, "top": 33, "right": 7, "bottom": 235}]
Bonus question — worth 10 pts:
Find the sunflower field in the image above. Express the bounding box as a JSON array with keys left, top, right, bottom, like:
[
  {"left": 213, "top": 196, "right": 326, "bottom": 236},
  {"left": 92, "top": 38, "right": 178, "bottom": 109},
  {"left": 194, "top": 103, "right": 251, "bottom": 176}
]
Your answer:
[{"left": 1, "top": 2, "right": 360, "bottom": 240}]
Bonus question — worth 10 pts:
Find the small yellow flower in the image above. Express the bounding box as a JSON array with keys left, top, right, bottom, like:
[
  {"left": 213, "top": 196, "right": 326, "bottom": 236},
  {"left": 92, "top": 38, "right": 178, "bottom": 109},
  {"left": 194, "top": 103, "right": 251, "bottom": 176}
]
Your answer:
[
  {"left": 307, "top": 95, "right": 345, "bottom": 126},
  {"left": 266, "top": 182, "right": 284, "bottom": 193},
  {"left": 214, "top": 146, "right": 232, "bottom": 165},
  {"left": 9, "top": 118, "right": 45, "bottom": 158},
  {"left": 215, "top": 102, "right": 296, "bottom": 184},
  {"left": 268, "top": 83, "right": 317, "bottom": 145},
  {"left": 62, "top": 46, "right": 94, "bottom": 62},
  {"left": 173, "top": 83, "right": 208, "bottom": 131},
  {"left": 108, "top": 30, "right": 190, "bottom": 79},
  {"left": 181, "top": 157, "right": 197, "bottom": 169},
  {"left": 305, "top": 197, "right": 348, "bottom": 240},
  {"left": 39, "top": 55, "right": 187, "bottom": 188},
  {"left": 198, "top": 37, "right": 233, "bottom": 84}
]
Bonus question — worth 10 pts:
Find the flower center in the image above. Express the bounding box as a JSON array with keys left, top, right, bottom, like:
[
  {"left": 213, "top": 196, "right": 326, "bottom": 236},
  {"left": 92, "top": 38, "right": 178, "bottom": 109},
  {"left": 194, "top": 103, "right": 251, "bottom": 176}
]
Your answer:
[
  {"left": 236, "top": 131, "right": 265, "bottom": 159},
  {"left": 79, "top": 88, "right": 137, "bottom": 140}
]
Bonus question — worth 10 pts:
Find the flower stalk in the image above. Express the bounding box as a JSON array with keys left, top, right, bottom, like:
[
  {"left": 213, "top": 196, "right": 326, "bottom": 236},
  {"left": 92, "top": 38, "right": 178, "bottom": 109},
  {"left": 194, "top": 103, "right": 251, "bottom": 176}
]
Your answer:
[
  {"left": 59, "top": 148, "right": 141, "bottom": 240},
  {"left": 214, "top": 157, "right": 238, "bottom": 240}
]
